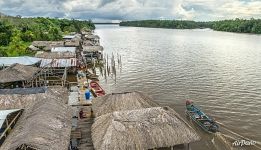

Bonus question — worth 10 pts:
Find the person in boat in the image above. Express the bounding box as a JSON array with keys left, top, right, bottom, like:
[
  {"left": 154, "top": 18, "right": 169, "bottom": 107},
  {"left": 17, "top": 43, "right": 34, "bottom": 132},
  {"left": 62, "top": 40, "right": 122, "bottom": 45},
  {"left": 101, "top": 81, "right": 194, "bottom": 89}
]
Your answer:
[{"left": 186, "top": 100, "right": 195, "bottom": 111}]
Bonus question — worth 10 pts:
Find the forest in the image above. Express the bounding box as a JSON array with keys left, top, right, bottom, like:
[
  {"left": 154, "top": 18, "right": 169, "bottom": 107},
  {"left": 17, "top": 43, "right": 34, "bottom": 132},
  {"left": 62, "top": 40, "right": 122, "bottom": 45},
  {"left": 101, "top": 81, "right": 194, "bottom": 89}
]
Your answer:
[
  {"left": 0, "top": 14, "right": 95, "bottom": 56},
  {"left": 120, "top": 18, "right": 261, "bottom": 34}
]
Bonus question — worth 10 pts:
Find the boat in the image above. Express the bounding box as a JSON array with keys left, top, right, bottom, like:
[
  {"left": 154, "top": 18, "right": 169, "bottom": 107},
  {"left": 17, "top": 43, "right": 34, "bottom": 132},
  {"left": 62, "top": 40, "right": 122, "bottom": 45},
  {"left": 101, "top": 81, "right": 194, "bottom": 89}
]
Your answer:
[
  {"left": 86, "top": 70, "right": 99, "bottom": 80},
  {"left": 185, "top": 100, "right": 219, "bottom": 133},
  {"left": 89, "top": 81, "right": 105, "bottom": 97}
]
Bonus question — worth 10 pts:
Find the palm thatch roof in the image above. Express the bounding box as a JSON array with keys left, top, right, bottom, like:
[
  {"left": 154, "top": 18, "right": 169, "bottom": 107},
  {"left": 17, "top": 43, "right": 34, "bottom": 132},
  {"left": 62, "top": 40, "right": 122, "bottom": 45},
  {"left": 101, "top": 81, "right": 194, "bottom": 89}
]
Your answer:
[
  {"left": 92, "top": 91, "right": 159, "bottom": 117},
  {"left": 82, "top": 40, "right": 95, "bottom": 46},
  {"left": 32, "top": 41, "right": 64, "bottom": 48},
  {"left": 64, "top": 39, "right": 80, "bottom": 47},
  {"left": 0, "top": 87, "right": 47, "bottom": 95},
  {"left": 28, "top": 45, "right": 40, "bottom": 51},
  {"left": 0, "top": 87, "right": 68, "bottom": 110},
  {"left": 0, "top": 88, "right": 71, "bottom": 150},
  {"left": 35, "top": 51, "right": 76, "bottom": 59},
  {"left": 85, "top": 35, "right": 100, "bottom": 40},
  {"left": 92, "top": 107, "right": 200, "bottom": 150},
  {"left": 0, "top": 63, "right": 40, "bottom": 83},
  {"left": 82, "top": 46, "right": 103, "bottom": 52}
]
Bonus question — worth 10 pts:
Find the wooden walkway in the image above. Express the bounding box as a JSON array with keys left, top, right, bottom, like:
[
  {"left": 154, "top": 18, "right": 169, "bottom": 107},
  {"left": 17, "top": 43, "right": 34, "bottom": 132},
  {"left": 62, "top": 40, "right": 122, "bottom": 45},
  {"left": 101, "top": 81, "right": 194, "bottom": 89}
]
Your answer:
[
  {"left": 77, "top": 75, "right": 92, "bottom": 106},
  {"left": 70, "top": 106, "right": 94, "bottom": 150}
]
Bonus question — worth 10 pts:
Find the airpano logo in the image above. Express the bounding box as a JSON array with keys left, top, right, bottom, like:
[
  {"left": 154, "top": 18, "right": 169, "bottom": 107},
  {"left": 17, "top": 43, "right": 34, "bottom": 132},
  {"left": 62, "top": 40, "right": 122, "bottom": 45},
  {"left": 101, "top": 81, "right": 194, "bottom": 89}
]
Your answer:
[{"left": 232, "top": 140, "right": 256, "bottom": 146}]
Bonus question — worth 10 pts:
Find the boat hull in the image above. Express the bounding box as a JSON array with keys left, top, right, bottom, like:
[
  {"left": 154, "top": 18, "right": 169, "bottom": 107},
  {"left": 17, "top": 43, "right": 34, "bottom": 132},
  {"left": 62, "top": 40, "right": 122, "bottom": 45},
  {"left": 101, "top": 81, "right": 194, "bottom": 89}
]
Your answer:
[
  {"left": 89, "top": 81, "right": 105, "bottom": 97},
  {"left": 186, "top": 104, "right": 219, "bottom": 133}
]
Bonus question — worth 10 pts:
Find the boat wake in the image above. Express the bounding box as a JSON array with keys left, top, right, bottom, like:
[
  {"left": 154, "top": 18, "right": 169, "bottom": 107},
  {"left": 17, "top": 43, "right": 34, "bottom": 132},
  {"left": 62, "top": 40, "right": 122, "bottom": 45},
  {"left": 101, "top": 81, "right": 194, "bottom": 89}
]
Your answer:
[{"left": 213, "top": 121, "right": 261, "bottom": 150}]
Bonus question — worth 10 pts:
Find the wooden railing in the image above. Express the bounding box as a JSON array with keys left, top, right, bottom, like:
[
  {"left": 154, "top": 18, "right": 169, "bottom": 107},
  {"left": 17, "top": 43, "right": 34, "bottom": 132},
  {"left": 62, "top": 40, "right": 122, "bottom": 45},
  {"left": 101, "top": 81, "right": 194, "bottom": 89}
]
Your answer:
[{"left": 0, "top": 110, "right": 23, "bottom": 145}]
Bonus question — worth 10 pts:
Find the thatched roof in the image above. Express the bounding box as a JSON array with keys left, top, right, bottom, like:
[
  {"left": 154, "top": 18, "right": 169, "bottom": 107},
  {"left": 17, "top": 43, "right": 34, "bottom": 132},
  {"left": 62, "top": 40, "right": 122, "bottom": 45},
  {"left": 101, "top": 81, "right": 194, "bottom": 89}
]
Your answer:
[
  {"left": 85, "top": 35, "right": 100, "bottom": 40},
  {"left": 92, "top": 107, "right": 200, "bottom": 150},
  {"left": 0, "top": 87, "right": 68, "bottom": 110},
  {"left": 81, "top": 31, "right": 92, "bottom": 35},
  {"left": 82, "top": 46, "right": 103, "bottom": 52},
  {"left": 35, "top": 51, "right": 76, "bottom": 59},
  {"left": 0, "top": 87, "right": 47, "bottom": 95},
  {"left": 0, "top": 88, "right": 71, "bottom": 150},
  {"left": 92, "top": 92, "right": 159, "bottom": 117},
  {"left": 64, "top": 40, "right": 80, "bottom": 47},
  {"left": 83, "top": 40, "right": 95, "bottom": 46},
  {"left": 0, "top": 63, "right": 40, "bottom": 83},
  {"left": 28, "top": 45, "right": 40, "bottom": 51},
  {"left": 32, "top": 41, "right": 64, "bottom": 47}
]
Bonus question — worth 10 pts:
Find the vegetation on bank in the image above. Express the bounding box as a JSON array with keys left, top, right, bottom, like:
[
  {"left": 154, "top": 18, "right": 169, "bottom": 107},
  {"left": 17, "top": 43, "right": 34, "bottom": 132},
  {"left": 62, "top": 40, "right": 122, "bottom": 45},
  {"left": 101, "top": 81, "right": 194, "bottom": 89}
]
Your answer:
[
  {"left": 0, "top": 15, "right": 95, "bottom": 56},
  {"left": 120, "top": 18, "right": 261, "bottom": 34}
]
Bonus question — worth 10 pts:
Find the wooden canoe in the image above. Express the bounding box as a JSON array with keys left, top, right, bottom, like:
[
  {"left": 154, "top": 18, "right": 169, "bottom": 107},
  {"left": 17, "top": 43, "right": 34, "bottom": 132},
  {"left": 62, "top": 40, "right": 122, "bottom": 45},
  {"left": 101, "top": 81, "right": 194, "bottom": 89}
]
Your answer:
[
  {"left": 89, "top": 81, "right": 105, "bottom": 97},
  {"left": 185, "top": 100, "right": 219, "bottom": 133}
]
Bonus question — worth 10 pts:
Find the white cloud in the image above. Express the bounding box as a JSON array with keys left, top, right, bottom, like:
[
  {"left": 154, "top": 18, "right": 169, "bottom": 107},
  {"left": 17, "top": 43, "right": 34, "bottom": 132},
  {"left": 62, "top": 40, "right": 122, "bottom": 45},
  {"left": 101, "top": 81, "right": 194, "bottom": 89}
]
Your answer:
[{"left": 0, "top": 0, "right": 260, "bottom": 21}]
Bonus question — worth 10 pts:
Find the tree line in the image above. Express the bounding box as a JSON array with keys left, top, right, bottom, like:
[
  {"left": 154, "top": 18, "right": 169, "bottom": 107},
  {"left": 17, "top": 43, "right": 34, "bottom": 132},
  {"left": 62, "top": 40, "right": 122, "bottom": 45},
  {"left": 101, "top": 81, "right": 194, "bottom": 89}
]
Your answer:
[
  {"left": 0, "top": 15, "right": 95, "bottom": 56},
  {"left": 120, "top": 18, "right": 261, "bottom": 34}
]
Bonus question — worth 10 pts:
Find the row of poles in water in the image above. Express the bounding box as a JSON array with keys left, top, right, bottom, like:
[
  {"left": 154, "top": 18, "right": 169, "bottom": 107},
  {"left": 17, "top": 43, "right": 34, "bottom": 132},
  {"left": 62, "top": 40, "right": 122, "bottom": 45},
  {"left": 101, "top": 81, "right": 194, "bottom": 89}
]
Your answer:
[{"left": 90, "top": 52, "right": 122, "bottom": 82}]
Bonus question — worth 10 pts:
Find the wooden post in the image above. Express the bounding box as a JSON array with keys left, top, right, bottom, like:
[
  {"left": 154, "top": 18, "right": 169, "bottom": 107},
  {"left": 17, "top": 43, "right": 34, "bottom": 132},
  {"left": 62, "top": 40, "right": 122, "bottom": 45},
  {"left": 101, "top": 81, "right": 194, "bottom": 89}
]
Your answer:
[
  {"left": 35, "top": 78, "right": 38, "bottom": 87},
  {"left": 5, "top": 118, "right": 8, "bottom": 127}
]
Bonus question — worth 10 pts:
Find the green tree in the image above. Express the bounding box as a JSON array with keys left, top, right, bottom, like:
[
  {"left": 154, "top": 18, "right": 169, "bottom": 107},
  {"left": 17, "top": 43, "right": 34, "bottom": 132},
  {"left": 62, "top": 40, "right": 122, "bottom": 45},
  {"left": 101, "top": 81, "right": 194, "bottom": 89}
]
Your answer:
[{"left": 6, "top": 29, "right": 29, "bottom": 56}]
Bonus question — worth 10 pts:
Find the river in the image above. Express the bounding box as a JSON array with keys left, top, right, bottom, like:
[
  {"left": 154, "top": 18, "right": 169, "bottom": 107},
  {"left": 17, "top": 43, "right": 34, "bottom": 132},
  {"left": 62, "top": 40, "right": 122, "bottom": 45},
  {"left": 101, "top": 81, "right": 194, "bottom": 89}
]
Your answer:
[{"left": 95, "top": 25, "right": 261, "bottom": 150}]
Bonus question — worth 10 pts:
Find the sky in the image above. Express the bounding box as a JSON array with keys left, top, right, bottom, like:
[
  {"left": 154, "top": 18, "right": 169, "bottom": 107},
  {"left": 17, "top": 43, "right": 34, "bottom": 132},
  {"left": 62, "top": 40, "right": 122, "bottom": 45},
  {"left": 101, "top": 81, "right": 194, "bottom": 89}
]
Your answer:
[{"left": 0, "top": 0, "right": 260, "bottom": 22}]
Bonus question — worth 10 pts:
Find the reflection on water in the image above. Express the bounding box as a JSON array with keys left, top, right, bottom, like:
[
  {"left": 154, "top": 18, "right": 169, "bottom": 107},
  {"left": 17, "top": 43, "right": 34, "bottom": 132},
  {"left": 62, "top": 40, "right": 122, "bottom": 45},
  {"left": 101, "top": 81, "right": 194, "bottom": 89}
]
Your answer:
[{"left": 95, "top": 25, "right": 261, "bottom": 150}]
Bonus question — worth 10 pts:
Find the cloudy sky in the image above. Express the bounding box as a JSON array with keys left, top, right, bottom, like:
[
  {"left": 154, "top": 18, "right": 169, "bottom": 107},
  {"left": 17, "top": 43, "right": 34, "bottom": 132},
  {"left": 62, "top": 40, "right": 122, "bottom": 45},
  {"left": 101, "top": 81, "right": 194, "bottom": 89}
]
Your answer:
[{"left": 0, "top": 0, "right": 260, "bottom": 22}]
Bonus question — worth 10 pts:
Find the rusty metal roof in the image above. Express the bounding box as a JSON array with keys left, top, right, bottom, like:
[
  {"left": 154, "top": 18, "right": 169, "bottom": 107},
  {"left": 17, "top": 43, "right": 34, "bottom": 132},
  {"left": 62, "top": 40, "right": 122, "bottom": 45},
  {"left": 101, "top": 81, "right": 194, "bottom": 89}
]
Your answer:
[{"left": 40, "top": 58, "right": 77, "bottom": 68}]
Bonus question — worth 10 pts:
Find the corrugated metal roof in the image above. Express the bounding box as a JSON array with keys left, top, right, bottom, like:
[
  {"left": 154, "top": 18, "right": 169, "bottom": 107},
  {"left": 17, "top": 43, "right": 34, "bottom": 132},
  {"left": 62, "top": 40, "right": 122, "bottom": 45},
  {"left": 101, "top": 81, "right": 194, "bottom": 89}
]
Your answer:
[
  {"left": 0, "top": 109, "right": 21, "bottom": 128},
  {"left": 51, "top": 47, "right": 76, "bottom": 53},
  {"left": 0, "top": 56, "right": 41, "bottom": 66},
  {"left": 40, "top": 58, "right": 77, "bottom": 67},
  {"left": 63, "top": 35, "right": 76, "bottom": 39}
]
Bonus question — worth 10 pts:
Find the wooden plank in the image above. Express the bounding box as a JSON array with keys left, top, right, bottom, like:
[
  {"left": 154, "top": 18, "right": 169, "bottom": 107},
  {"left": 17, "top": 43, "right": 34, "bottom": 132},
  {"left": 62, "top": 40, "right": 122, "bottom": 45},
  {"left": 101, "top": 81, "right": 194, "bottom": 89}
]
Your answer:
[{"left": 71, "top": 131, "right": 82, "bottom": 139}]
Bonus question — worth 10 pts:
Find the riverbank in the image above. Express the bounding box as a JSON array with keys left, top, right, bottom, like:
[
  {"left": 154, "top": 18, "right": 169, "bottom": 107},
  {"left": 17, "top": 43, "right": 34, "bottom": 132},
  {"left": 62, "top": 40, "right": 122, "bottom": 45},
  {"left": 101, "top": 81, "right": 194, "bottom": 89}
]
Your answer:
[
  {"left": 119, "top": 18, "right": 261, "bottom": 34},
  {"left": 0, "top": 15, "right": 95, "bottom": 57}
]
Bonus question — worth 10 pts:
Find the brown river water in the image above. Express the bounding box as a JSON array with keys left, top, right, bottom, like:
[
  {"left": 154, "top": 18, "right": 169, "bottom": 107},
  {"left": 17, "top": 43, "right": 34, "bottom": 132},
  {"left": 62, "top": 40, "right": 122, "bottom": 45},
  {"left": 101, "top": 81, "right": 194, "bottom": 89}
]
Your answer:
[{"left": 95, "top": 25, "right": 261, "bottom": 150}]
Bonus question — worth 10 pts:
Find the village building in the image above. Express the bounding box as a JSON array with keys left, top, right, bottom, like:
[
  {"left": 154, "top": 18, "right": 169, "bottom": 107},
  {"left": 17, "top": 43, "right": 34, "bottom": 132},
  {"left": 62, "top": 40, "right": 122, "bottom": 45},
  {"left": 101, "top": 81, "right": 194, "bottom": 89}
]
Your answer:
[
  {"left": 51, "top": 47, "right": 77, "bottom": 53},
  {"left": 91, "top": 92, "right": 200, "bottom": 150},
  {"left": 84, "top": 35, "right": 100, "bottom": 46},
  {"left": 64, "top": 39, "right": 80, "bottom": 47},
  {"left": 35, "top": 51, "right": 76, "bottom": 59},
  {"left": 31, "top": 41, "right": 64, "bottom": 51},
  {"left": 0, "top": 109, "right": 23, "bottom": 146},
  {"left": 0, "top": 64, "right": 42, "bottom": 89},
  {"left": 63, "top": 34, "right": 81, "bottom": 41},
  {"left": 82, "top": 45, "right": 103, "bottom": 61},
  {"left": 0, "top": 88, "right": 71, "bottom": 150}
]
